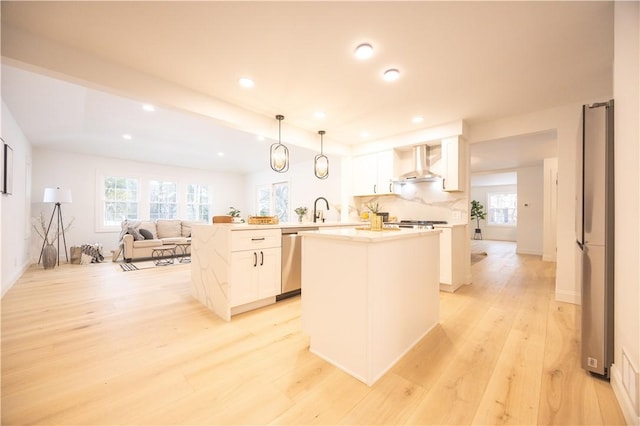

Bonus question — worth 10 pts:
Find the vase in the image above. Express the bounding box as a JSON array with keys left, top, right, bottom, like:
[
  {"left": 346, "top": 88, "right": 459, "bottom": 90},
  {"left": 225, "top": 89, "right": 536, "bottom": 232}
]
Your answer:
[
  {"left": 298, "top": 215, "right": 303, "bottom": 223},
  {"left": 42, "top": 243, "right": 57, "bottom": 269}
]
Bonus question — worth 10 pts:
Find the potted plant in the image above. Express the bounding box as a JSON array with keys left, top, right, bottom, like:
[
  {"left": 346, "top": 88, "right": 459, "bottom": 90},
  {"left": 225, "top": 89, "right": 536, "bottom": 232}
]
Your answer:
[
  {"left": 470, "top": 200, "right": 486, "bottom": 239},
  {"left": 228, "top": 206, "right": 242, "bottom": 223},
  {"left": 294, "top": 206, "right": 308, "bottom": 223}
]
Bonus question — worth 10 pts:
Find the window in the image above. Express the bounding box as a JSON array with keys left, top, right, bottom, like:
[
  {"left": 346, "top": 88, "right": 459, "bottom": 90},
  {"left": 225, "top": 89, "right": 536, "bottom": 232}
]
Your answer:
[
  {"left": 103, "top": 176, "right": 139, "bottom": 226},
  {"left": 256, "top": 181, "right": 289, "bottom": 222},
  {"left": 149, "top": 180, "right": 177, "bottom": 220},
  {"left": 487, "top": 192, "right": 517, "bottom": 226},
  {"left": 186, "top": 184, "right": 211, "bottom": 221}
]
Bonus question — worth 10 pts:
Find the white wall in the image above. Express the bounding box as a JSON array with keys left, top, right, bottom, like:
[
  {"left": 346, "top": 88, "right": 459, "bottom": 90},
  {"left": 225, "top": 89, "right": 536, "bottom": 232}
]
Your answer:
[
  {"left": 244, "top": 157, "right": 344, "bottom": 223},
  {"left": 611, "top": 2, "right": 640, "bottom": 424},
  {"left": 1, "top": 101, "right": 33, "bottom": 297},
  {"left": 469, "top": 184, "right": 518, "bottom": 242},
  {"left": 516, "top": 166, "right": 544, "bottom": 255},
  {"left": 30, "top": 148, "right": 245, "bottom": 260}
]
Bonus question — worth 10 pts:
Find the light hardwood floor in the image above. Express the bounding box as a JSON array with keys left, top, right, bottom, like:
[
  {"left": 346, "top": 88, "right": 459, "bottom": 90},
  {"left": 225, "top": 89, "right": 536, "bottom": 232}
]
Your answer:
[{"left": 2, "top": 241, "right": 625, "bottom": 425}]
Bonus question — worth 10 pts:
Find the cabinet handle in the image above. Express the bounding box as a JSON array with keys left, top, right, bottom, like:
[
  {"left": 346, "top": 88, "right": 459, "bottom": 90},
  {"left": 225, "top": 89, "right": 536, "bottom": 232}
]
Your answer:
[
  {"left": 253, "top": 252, "right": 257, "bottom": 267},
  {"left": 374, "top": 184, "right": 377, "bottom": 194},
  {"left": 389, "top": 182, "right": 392, "bottom": 193},
  {"left": 260, "top": 251, "right": 264, "bottom": 266},
  {"left": 442, "top": 178, "right": 446, "bottom": 191},
  {"left": 251, "top": 237, "right": 265, "bottom": 241}
]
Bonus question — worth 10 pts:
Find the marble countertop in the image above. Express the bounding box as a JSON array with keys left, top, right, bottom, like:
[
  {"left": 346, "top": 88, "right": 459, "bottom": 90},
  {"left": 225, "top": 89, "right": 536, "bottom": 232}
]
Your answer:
[
  {"left": 433, "top": 223, "right": 467, "bottom": 228},
  {"left": 194, "top": 221, "right": 363, "bottom": 231},
  {"left": 299, "top": 227, "right": 441, "bottom": 243}
]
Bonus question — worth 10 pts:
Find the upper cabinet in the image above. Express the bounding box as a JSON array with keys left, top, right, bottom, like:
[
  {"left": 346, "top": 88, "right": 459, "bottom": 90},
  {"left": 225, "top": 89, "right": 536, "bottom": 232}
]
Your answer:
[
  {"left": 441, "top": 136, "right": 465, "bottom": 192},
  {"left": 352, "top": 150, "right": 398, "bottom": 196}
]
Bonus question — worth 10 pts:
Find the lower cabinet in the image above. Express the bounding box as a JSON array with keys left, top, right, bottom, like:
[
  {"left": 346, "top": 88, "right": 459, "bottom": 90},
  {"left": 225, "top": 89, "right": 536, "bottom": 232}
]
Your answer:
[{"left": 230, "top": 247, "right": 281, "bottom": 307}]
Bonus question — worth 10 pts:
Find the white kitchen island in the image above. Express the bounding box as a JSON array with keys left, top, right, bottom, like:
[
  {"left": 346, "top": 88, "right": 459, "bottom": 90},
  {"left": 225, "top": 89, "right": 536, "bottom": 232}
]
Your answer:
[{"left": 300, "top": 227, "right": 441, "bottom": 386}]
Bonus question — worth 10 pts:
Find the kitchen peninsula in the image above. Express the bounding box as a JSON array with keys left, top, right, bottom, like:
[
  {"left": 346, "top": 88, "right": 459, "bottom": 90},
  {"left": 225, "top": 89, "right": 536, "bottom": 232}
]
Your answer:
[
  {"left": 300, "top": 227, "right": 441, "bottom": 386},
  {"left": 190, "top": 222, "right": 359, "bottom": 321}
]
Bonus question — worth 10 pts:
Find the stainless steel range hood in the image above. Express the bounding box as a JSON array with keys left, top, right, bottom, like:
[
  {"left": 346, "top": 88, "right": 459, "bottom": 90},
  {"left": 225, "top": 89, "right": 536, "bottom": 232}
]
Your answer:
[{"left": 395, "top": 145, "right": 440, "bottom": 182}]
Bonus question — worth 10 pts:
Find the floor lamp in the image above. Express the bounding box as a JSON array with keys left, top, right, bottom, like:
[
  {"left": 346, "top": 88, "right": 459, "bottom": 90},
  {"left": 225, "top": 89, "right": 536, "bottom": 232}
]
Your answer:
[{"left": 38, "top": 187, "right": 72, "bottom": 266}]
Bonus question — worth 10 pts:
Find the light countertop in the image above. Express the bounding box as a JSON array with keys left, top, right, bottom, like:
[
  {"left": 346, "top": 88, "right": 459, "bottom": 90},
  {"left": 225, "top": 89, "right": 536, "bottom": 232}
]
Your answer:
[
  {"left": 299, "top": 227, "right": 441, "bottom": 243},
  {"left": 196, "top": 221, "right": 362, "bottom": 231}
]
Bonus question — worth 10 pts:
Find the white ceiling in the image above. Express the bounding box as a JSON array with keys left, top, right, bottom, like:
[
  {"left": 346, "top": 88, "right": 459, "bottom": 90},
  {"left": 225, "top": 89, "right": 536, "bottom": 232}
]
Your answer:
[{"left": 0, "top": 1, "right": 613, "bottom": 174}]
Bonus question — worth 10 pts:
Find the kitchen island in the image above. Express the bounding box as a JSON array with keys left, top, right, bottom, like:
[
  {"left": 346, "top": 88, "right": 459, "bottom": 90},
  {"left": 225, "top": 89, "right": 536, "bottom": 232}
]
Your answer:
[
  {"left": 190, "top": 221, "right": 360, "bottom": 321},
  {"left": 300, "top": 227, "right": 441, "bottom": 386}
]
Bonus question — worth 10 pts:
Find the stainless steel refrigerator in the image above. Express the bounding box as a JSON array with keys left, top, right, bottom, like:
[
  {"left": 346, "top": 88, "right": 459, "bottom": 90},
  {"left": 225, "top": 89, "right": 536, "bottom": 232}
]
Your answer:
[{"left": 576, "top": 100, "right": 614, "bottom": 378}]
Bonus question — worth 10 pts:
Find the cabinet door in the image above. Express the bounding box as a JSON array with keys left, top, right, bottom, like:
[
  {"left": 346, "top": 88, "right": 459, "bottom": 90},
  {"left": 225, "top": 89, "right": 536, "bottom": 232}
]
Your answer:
[
  {"left": 257, "top": 247, "right": 282, "bottom": 299},
  {"left": 442, "top": 137, "right": 462, "bottom": 192},
  {"left": 376, "top": 150, "right": 396, "bottom": 194},
  {"left": 230, "top": 251, "right": 259, "bottom": 307},
  {"left": 352, "top": 153, "right": 378, "bottom": 195}
]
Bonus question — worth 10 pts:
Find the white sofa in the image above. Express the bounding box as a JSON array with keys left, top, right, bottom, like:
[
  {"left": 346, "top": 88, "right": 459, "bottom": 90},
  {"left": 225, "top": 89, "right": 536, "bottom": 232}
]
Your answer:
[{"left": 121, "top": 219, "right": 201, "bottom": 262}]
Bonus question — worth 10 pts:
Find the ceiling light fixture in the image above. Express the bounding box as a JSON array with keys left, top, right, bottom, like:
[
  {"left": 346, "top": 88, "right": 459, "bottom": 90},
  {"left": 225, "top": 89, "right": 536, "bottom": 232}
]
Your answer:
[
  {"left": 270, "top": 115, "right": 289, "bottom": 173},
  {"left": 383, "top": 68, "right": 400, "bottom": 82},
  {"left": 314, "top": 130, "right": 329, "bottom": 180},
  {"left": 355, "top": 43, "right": 373, "bottom": 60},
  {"left": 412, "top": 115, "right": 424, "bottom": 123},
  {"left": 122, "top": 134, "right": 132, "bottom": 140},
  {"left": 239, "top": 77, "right": 255, "bottom": 88},
  {"left": 142, "top": 104, "right": 155, "bottom": 112},
  {"left": 314, "top": 111, "right": 326, "bottom": 119}
]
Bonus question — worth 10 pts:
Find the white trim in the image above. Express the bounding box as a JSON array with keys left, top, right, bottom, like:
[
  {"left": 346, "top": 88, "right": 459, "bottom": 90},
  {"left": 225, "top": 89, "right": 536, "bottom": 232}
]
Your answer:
[
  {"left": 611, "top": 363, "right": 640, "bottom": 426},
  {"left": 555, "top": 288, "right": 579, "bottom": 304}
]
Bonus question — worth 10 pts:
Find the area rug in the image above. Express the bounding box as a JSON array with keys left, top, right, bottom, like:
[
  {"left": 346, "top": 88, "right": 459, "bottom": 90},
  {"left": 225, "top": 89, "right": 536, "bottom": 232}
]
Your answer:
[
  {"left": 471, "top": 251, "right": 488, "bottom": 265},
  {"left": 118, "top": 260, "right": 187, "bottom": 272}
]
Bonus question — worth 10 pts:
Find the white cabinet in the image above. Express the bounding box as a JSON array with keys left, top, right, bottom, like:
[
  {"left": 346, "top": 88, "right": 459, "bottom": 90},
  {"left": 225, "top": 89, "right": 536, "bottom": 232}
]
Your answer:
[
  {"left": 229, "top": 229, "right": 281, "bottom": 308},
  {"left": 352, "top": 150, "right": 397, "bottom": 196},
  {"left": 441, "top": 136, "right": 464, "bottom": 192},
  {"left": 436, "top": 224, "right": 470, "bottom": 292}
]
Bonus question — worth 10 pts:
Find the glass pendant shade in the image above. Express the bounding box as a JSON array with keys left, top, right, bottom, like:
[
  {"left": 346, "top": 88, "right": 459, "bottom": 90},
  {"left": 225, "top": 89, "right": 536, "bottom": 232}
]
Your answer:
[
  {"left": 270, "top": 115, "right": 289, "bottom": 173},
  {"left": 314, "top": 130, "right": 329, "bottom": 179}
]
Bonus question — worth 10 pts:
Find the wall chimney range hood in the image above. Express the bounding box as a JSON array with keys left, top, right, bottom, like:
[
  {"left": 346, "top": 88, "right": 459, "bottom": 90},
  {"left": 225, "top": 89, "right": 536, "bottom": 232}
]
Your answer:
[{"left": 396, "top": 145, "right": 440, "bottom": 182}]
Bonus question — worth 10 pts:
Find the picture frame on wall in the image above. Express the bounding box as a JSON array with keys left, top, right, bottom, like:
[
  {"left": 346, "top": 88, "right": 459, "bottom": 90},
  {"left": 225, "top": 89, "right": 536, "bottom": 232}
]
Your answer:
[{"left": 2, "top": 138, "right": 13, "bottom": 195}]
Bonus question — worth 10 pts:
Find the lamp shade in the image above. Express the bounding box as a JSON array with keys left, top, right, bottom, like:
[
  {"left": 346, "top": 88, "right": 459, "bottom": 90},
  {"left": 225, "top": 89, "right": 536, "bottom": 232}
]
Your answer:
[{"left": 43, "top": 187, "right": 72, "bottom": 203}]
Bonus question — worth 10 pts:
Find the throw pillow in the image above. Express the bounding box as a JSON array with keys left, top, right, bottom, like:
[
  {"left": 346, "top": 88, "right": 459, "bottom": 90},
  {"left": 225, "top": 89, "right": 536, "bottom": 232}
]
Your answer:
[
  {"left": 127, "top": 226, "right": 144, "bottom": 241},
  {"left": 139, "top": 228, "right": 154, "bottom": 240}
]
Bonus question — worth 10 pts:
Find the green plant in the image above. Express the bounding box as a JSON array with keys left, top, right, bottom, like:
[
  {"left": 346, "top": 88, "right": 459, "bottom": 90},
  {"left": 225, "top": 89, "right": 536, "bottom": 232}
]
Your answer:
[
  {"left": 228, "top": 207, "right": 241, "bottom": 218},
  {"left": 365, "top": 202, "right": 379, "bottom": 214},
  {"left": 470, "top": 200, "right": 486, "bottom": 230},
  {"left": 294, "top": 206, "right": 308, "bottom": 216}
]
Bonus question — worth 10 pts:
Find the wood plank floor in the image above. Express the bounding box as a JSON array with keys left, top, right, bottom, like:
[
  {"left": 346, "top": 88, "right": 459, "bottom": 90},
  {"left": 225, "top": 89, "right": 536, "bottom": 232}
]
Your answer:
[{"left": 1, "top": 241, "right": 626, "bottom": 425}]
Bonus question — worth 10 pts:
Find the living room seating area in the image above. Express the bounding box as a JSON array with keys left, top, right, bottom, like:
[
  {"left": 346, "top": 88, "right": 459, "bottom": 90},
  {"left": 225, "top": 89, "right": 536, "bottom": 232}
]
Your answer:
[{"left": 120, "top": 219, "right": 202, "bottom": 262}]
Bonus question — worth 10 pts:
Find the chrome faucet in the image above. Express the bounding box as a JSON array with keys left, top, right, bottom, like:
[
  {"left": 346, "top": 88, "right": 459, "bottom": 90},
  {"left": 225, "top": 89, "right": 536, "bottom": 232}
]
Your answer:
[{"left": 313, "top": 197, "right": 330, "bottom": 223}]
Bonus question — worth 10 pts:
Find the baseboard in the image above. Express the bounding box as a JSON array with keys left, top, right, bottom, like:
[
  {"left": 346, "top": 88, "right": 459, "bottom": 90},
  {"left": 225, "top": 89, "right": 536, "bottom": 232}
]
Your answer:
[
  {"left": 516, "top": 248, "right": 543, "bottom": 256},
  {"left": 555, "top": 289, "right": 579, "bottom": 304},
  {"left": 611, "top": 363, "right": 640, "bottom": 425},
  {"left": 1, "top": 260, "right": 30, "bottom": 298}
]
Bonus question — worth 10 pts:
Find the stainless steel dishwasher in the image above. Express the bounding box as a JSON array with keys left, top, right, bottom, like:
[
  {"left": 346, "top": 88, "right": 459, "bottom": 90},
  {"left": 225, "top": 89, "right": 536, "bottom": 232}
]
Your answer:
[{"left": 278, "top": 227, "right": 318, "bottom": 300}]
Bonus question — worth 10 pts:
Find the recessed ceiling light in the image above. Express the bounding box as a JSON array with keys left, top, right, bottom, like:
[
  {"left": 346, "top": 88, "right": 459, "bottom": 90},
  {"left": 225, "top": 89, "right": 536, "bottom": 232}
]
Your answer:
[
  {"left": 383, "top": 69, "right": 400, "bottom": 82},
  {"left": 360, "top": 131, "right": 370, "bottom": 139},
  {"left": 412, "top": 116, "right": 424, "bottom": 124},
  {"left": 239, "top": 77, "right": 255, "bottom": 88},
  {"left": 314, "top": 111, "right": 326, "bottom": 119},
  {"left": 122, "top": 134, "right": 132, "bottom": 140},
  {"left": 142, "top": 104, "right": 155, "bottom": 112},
  {"left": 217, "top": 152, "right": 224, "bottom": 157},
  {"left": 354, "top": 43, "right": 373, "bottom": 60},
  {"left": 257, "top": 135, "right": 265, "bottom": 141}
]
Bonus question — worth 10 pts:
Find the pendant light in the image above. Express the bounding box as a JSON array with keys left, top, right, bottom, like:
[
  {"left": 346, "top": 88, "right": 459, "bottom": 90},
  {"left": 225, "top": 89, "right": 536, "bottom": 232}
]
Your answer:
[
  {"left": 270, "top": 114, "right": 289, "bottom": 173},
  {"left": 314, "top": 130, "right": 329, "bottom": 179}
]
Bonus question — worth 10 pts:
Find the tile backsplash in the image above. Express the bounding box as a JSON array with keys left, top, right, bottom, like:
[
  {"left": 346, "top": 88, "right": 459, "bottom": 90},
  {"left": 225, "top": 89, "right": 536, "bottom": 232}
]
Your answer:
[{"left": 351, "top": 180, "right": 468, "bottom": 224}]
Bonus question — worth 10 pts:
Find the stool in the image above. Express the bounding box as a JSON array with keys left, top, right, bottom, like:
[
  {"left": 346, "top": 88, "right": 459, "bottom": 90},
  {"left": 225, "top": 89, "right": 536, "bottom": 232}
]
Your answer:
[{"left": 151, "top": 245, "right": 176, "bottom": 266}]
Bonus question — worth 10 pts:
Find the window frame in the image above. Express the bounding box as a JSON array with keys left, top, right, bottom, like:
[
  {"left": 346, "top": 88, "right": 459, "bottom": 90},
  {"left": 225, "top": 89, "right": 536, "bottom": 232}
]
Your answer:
[{"left": 486, "top": 191, "right": 518, "bottom": 227}]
